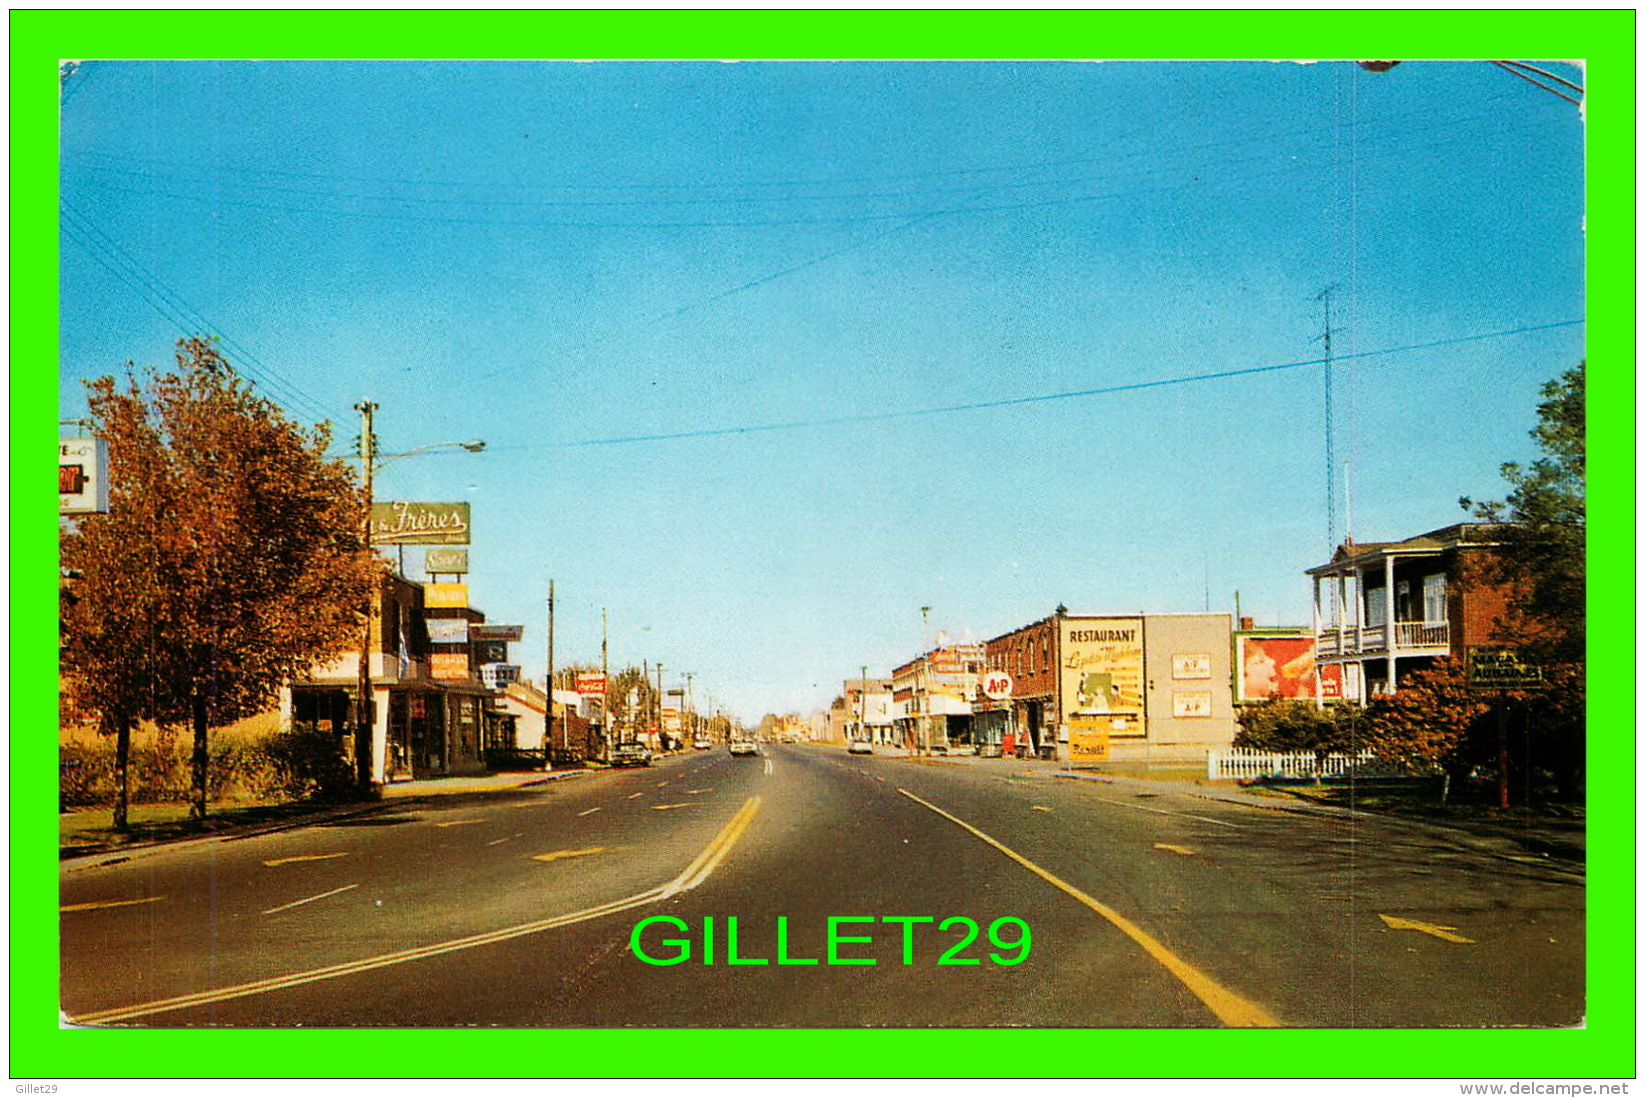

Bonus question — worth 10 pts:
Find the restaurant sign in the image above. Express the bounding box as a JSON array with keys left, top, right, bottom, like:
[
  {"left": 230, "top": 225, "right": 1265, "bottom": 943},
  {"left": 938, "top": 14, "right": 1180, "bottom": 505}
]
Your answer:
[{"left": 371, "top": 502, "right": 471, "bottom": 545}]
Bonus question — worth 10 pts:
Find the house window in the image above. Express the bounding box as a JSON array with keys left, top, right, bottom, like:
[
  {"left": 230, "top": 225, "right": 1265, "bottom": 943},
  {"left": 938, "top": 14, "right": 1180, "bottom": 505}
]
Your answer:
[
  {"left": 1364, "top": 585, "right": 1387, "bottom": 627},
  {"left": 1395, "top": 580, "right": 1413, "bottom": 622},
  {"left": 1422, "top": 574, "right": 1447, "bottom": 622}
]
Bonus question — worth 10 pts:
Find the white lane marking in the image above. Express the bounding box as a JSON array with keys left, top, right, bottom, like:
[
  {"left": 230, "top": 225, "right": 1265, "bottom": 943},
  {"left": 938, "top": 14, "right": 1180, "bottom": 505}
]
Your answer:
[
  {"left": 74, "top": 797, "right": 764, "bottom": 1025},
  {"left": 577, "top": 808, "right": 602, "bottom": 817},
  {"left": 763, "top": 757, "right": 773, "bottom": 777},
  {"left": 1086, "top": 796, "right": 1243, "bottom": 829},
  {"left": 261, "top": 884, "right": 359, "bottom": 916},
  {"left": 485, "top": 837, "right": 513, "bottom": 847}
]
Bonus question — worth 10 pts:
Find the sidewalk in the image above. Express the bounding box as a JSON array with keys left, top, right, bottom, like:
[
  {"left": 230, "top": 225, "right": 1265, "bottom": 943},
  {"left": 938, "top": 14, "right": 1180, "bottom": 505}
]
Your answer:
[
  {"left": 1050, "top": 768, "right": 1586, "bottom": 865},
  {"left": 877, "top": 745, "right": 1585, "bottom": 866},
  {"left": 59, "top": 768, "right": 593, "bottom": 866}
]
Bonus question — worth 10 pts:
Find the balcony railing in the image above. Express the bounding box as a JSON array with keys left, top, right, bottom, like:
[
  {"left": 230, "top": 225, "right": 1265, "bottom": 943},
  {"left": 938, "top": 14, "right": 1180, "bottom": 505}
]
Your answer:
[{"left": 1316, "top": 620, "right": 1449, "bottom": 657}]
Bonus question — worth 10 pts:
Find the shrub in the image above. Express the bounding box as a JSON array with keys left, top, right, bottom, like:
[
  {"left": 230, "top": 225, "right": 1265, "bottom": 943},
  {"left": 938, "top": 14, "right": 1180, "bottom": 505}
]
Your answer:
[{"left": 1234, "top": 699, "right": 1367, "bottom": 755}]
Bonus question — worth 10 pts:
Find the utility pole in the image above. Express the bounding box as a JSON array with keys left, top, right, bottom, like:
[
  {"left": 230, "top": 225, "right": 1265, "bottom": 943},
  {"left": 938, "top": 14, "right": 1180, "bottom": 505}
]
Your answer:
[
  {"left": 684, "top": 671, "right": 695, "bottom": 742},
  {"left": 1316, "top": 284, "right": 1340, "bottom": 555},
  {"left": 547, "top": 579, "right": 557, "bottom": 762},
  {"left": 601, "top": 607, "right": 609, "bottom": 756},
  {"left": 354, "top": 400, "right": 379, "bottom": 797},
  {"left": 860, "top": 664, "right": 869, "bottom": 744},
  {"left": 655, "top": 662, "right": 665, "bottom": 750}
]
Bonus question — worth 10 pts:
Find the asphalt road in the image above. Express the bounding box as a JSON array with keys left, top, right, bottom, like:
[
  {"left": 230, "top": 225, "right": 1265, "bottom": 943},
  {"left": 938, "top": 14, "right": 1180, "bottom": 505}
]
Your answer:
[{"left": 60, "top": 744, "right": 1584, "bottom": 1028}]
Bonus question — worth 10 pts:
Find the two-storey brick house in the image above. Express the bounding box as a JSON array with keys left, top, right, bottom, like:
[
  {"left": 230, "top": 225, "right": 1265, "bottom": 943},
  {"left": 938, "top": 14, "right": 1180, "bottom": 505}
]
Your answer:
[{"left": 1307, "top": 523, "right": 1517, "bottom": 702}]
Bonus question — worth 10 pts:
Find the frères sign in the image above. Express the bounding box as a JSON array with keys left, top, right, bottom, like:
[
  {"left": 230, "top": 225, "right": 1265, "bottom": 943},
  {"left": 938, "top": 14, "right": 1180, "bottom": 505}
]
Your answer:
[{"left": 371, "top": 502, "right": 471, "bottom": 545}]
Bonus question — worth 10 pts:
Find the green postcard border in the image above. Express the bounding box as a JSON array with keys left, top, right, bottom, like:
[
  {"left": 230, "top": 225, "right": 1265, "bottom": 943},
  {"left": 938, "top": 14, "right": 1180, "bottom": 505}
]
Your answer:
[{"left": 12, "top": 9, "right": 1635, "bottom": 1082}]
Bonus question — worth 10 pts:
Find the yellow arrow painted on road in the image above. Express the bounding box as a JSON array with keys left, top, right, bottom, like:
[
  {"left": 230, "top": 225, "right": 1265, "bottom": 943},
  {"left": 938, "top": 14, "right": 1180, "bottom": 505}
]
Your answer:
[
  {"left": 531, "top": 846, "right": 606, "bottom": 863},
  {"left": 1378, "top": 914, "right": 1474, "bottom": 943},
  {"left": 1154, "top": 843, "right": 1196, "bottom": 856},
  {"left": 263, "top": 853, "right": 348, "bottom": 867}
]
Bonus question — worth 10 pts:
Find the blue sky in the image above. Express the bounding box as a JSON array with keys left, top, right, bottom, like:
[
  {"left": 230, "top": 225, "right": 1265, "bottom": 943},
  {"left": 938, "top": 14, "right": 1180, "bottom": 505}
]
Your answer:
[{"left": 58, "top": 59, "right": 1586, "bottom": 721}]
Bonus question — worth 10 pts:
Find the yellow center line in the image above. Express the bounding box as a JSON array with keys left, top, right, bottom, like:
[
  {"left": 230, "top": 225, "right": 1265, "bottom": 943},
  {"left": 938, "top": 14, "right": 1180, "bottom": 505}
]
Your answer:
[
  {"left": 531, "top": 846, "right": 606, "bottom": 863},
  {"left": 69, "top": 796, "right": 763, "bottom": 1026},
  {"left": 435, "top": 820, "right": 483, "bottom": 828},
  {"left": 898, "top": 788, "right": 1281, "bottom": 1028},
  {"left": 262, "top": 853, "right": 349, "bottom": 867},
  {"left": 61, "top": 896, "right": 164, "bottom": 913}
]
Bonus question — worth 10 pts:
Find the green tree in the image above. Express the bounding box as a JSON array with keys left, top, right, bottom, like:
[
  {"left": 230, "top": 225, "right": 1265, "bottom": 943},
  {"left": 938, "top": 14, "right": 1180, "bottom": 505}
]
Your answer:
[
  {"left": 60, "top": 339, "right": 377, "bottom": 823},
  {"left": 1458, "top": 361, "right": 1586, "bottom": 801},
  {"left": 1460, "top": 362, "right": 1585, "bottom": 664}
]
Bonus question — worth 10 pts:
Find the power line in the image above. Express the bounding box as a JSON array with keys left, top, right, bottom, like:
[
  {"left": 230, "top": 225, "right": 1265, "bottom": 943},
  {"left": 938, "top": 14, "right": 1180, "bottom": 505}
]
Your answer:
[
  {"left": 61, "top": 201, "right": 341, "bottom": 424},
  {"left": 483, "top": 319, "right": 1583, "bottom": 453}
]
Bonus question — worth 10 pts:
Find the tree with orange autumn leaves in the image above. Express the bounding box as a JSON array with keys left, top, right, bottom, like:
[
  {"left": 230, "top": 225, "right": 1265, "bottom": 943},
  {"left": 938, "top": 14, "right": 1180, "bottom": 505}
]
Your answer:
[{"left": 60, "top": 339, "right": 380, "bottom": 825}]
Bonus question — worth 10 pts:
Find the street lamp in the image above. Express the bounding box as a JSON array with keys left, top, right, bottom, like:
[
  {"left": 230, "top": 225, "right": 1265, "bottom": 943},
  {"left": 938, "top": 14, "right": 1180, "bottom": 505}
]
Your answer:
[
  {"left": 353, "top": 400, "right": 485, "bottom": 796},
  {"left": 376, "top": 439, "right": 487, "bottom": 469}
]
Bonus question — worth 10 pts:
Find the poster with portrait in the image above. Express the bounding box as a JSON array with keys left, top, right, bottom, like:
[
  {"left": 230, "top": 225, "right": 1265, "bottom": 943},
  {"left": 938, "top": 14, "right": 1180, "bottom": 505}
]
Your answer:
[{"left": 1237, "top": 634, "right": 1343, "bottom": 701}]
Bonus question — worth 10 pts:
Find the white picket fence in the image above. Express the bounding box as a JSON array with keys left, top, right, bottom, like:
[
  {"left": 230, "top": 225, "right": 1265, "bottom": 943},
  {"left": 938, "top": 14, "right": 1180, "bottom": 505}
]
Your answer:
[{"left": 1207, "top": 748, "right": 1377, "bottom": 782}]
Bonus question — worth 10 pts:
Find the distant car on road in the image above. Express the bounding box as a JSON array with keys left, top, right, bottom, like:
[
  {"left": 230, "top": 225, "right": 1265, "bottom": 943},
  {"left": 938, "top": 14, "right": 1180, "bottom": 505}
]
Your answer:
[
  {"left": 611, "top": 743, "right": 653, "bottom": 768},
  {"left": 693, "top": 736, "right": 712, "bottom": 750},
  {"left": 847, "top": 739, "right": 874, "bottom": 755},
  {"left": 728, "top": 739, "right": 758, "bottom": 757}
]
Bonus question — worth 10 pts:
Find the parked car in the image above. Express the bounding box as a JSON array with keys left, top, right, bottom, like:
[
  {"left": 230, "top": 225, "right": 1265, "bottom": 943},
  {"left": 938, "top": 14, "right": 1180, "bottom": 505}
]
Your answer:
[
  {"left": 693, "top": 736, "right": 712, "bottom": 750},
  {"left": 847, "top": 739, "right": 874, "bottom": 755},
  {"left": 729, "top": 739, "right": 758, "bottom": 757},
  {"left": 611, "top": 742, "right": 653, "bottom": 768}
]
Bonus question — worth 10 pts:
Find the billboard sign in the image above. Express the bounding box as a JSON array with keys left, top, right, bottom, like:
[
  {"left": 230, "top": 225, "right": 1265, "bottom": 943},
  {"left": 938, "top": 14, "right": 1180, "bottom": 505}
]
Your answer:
[
  {"left": 425, "top": 548, "right": 469, "bottom": 574},
  {"left": 577, "top": 672, "right": 608, "bottom": 698},
  {"left": 430, "top": 653, "right": 470, "bottom": 680},
  {"left": 371, "top": 502, "right": 472, "bottom": 545},
  {"left": 426, "top": 619, "right": 469, "bottom": 645},
  {"left": 1060, "top": 618, "right": 1145, "bottom": 738},
  {"left": 424, "top": 583, "right": 468, "bottom": 609},
  {"left": 481, "top": 664, "right": 522, "bottom": 689},
  {"left": 470, "top": 624, "right": 524, "bottom": 642},
  {"left": 1237, "top": 634, "right": 1341, "bottom": 701},
  {"left": 59, "top": 438, "right": 110, "bottom": 514}
]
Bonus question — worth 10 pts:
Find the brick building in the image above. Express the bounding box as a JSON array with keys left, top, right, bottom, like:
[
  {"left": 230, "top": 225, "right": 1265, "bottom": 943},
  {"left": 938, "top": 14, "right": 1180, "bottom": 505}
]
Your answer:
[
  {"left": 984, "top": 609, "right": 1237, "bottom": 763},
  {"left": 1307, "top": 523, "right": 1517, "bottom": 702}
]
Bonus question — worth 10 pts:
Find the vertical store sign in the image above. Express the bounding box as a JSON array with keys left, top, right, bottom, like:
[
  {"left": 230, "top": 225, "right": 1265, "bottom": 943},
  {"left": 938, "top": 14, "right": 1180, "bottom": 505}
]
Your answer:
[{"left": 59, "top": 438, "right": 110, "bottom": 514}]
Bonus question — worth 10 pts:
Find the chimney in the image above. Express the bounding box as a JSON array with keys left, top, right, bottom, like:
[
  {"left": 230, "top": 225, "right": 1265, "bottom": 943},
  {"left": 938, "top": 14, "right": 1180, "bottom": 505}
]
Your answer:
[{"left": 1239, "top": 617, "right": 1254, "bottom": 631}]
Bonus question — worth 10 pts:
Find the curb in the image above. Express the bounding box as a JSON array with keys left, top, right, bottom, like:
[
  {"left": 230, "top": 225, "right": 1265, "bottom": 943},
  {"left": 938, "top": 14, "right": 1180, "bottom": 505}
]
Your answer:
[
  {"left": 61, "top": 769, "right": 597, "bottom": 870},
  {"left": 1052, "top": 770, "right": 1585, "bottom": 865}
]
